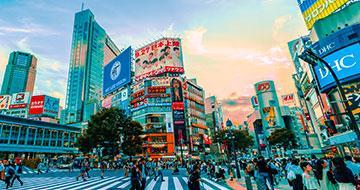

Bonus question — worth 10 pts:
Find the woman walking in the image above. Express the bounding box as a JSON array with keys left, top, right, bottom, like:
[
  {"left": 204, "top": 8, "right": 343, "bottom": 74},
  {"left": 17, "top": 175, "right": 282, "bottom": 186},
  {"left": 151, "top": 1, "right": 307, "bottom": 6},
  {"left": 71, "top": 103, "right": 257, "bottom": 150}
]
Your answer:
[
  {"left": 332, "top": 157, "right": 356, "bottom": 190},
  {"left": 10, "top": 161, "right": 23, "bottom": 187},
  {"left": 300, "top": 162, "right": 320, "bottom": 190},
  {"left": 314, "top": 159, "right": 337, "bottom": 190},
  {"left": 130, "top": 161, "right": 141, "bottom": 190}
]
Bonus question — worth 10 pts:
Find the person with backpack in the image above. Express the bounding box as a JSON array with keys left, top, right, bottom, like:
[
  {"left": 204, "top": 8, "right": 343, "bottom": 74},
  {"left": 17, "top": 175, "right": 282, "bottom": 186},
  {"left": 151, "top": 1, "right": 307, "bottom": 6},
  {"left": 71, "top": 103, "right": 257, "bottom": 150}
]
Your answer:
[
  {"left": 188, "top": 164, "right": 201, "bottom": 190},
  {"left": 100, "top": 159, "right": 107, "bottom": 179},
  {"left": 11, "top": 161, "right": 23, "bottom": 187},
  {"left": 4, "top": 160, "right": 15, "bottom": 189},
  {"left": 314, "top": 159, "right": 337, "bottom": 190},
  {"left": 332, "top": 157, "right": 356, "bottom": 190}
]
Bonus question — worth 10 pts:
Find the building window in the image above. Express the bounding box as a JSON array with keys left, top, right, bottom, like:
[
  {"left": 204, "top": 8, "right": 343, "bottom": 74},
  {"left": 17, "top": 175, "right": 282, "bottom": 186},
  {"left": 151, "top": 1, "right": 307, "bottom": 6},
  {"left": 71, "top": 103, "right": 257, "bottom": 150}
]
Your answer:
[{"left": 0, "top": 125, "right": 11, "bottom": 144}]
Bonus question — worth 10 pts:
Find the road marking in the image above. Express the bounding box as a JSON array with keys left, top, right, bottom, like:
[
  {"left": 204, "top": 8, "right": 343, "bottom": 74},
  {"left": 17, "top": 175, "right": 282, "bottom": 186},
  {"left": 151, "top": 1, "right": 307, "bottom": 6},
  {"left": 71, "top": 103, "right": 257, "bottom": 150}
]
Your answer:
[
  {"left": 25, "top": 178, "right": 84, "bottom": 190},
  {"left": 202, "top": 182, "right": 214, "bottom": 190},
  {"left": 202, "top": 178, "right": 230, "bottom": 190},
  {"left": 160, "top": 177, "right": 168, "bottom": 190},
  {"left": 182, "top": 177, "right": 188, "bottom": 183},
  {"left": 42, "top": 178, "right": 99, "bottom": 190},
  {"left": 68, "top": 177, "right": 117, "bottom": 190},
  {"left": 117, "top": 180, "right": 131, "bottom": 188},
  {"left": 173, "top": 177, "right": 183, "bottom": 190},
  {"left": 84, "top": 177, "right": 126, "bottom": 190},
  {"left": 145, "top": 177, "right": 157, "bottom": 190}
]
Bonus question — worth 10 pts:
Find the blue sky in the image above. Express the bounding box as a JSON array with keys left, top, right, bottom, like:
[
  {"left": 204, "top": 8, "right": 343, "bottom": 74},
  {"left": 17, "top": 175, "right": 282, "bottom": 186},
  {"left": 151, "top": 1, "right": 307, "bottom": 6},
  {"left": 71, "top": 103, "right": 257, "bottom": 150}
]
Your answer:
[{"left": 0, "top": 0, "right": 308, "bottom": 124}]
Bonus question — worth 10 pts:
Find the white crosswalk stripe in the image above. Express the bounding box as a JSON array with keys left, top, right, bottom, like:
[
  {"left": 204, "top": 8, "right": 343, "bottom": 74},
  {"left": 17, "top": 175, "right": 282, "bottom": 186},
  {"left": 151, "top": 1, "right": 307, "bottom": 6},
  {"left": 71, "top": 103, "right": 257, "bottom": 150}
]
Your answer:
[
  {"left": 1, "top": 175, "right": 231, "bottom": 190},
  {"left": 160, "top": 177, "right": 168, "bottom": 190}
]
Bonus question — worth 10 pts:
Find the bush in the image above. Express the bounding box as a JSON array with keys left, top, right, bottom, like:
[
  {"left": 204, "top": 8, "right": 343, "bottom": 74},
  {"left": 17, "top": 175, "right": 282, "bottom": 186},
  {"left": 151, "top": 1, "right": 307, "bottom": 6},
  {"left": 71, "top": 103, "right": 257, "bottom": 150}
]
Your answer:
[{"left": 23, "top": 158, "right": 41, "bottom": 169}]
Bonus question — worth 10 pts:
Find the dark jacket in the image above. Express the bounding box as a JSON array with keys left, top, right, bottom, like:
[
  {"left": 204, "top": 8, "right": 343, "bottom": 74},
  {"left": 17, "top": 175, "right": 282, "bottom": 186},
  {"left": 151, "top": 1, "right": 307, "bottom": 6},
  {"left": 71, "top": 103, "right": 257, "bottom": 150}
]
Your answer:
[{"left": 334, "top": 167, "right": 356, "bottom": 185}]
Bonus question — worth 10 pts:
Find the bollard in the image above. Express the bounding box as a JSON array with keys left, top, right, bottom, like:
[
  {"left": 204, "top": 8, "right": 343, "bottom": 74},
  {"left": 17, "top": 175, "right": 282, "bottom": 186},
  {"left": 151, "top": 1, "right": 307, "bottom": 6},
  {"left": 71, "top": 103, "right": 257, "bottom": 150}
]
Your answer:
[{"left": 245, "top": 174, "right": 253, "bottom": 190}]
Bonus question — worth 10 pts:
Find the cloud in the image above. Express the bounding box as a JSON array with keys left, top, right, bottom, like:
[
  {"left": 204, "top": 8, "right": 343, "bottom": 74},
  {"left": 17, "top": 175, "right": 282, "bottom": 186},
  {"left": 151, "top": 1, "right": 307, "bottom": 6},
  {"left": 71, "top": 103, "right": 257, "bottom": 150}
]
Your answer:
[
  {"left": 183, "top": 27, "right": 207, "bottom": 54},
  {"left": 220, "top": 93, "right": 253, "bottom": 125},
  {"left": 272, "top": 14, "right": 293, "bottom": 42}
]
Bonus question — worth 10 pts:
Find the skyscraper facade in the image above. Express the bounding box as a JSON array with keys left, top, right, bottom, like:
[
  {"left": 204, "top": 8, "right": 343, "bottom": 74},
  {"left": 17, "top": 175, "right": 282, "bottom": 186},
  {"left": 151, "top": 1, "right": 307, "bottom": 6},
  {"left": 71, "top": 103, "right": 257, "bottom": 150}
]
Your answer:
[
  {"left": 1, "top": 51, "right": 37, "bottom": 95},
  {"left": 63, "top": 9, "right": 119, "bottom": 124}
]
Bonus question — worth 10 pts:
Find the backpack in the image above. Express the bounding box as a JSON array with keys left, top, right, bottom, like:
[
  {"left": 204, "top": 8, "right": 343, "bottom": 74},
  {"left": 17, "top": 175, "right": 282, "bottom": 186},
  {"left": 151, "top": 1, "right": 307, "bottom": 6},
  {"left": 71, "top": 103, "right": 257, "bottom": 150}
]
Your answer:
[
  {"left": 8, "top": 167, "right": 15, "bottom": 176},
  {"left": 17, "top": 165, "right": 22, "bottom": 174}
]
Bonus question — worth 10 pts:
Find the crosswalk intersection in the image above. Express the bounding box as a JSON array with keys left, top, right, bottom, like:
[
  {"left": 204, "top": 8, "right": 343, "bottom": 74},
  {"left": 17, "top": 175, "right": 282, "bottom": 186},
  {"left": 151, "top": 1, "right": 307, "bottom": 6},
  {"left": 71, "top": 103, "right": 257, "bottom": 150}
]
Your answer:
[{"left": 1, "top": 176, "right": 232, "bottom": 190}]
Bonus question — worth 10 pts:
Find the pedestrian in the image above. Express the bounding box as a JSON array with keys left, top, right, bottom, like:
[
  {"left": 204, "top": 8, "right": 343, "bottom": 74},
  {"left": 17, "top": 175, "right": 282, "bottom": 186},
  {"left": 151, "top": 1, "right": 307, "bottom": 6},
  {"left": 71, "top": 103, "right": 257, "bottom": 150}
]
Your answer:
[
  {"left": 130, "top": 160, "right": 141, "bottom": 190},
  {"left": 0, "top": 160, "right": 5, "bottom": 181},
  {"left": 257, "top": 156, "right": 274, "bottom": 190},
  {"left": 37, "top": 162, "right": 43, "bottom": 174},
  {"left": 332, "top": 157, "right": 357, "bottom": 190},
  {"left": 76, "top": 160, "right": 87, "bottom": 181},
  {"left": 4, "top": 160, "right": 15, "bottom": 189},
  {"left": 10, "top": 161, "right": 23, "bottom": 187},
  {"left": 287, "top": 158, "right": 304, "bottom": 190},
  {"left": 138, "top": 158, "right": 148, "bottom": 190},
  {"left": 100, "top": 159, "right": 106, "bottom": 179},
  {"left": 85, "top": 159, "right": 91, "bottom": 178},
  {"left": 314, "top": 159, "right": 337, "bottom": 190},
  {"left": 154, "top": 160, "right": 164, "bottom": 182},
  {"left": 300, "top": 161, "right": 320, "bottom": 190},
  {"left": 344, "top": 155, "right": 360, "bottom": 177},
  {"left": 188, "top": 164, "right": 201, "bottom": 190}
]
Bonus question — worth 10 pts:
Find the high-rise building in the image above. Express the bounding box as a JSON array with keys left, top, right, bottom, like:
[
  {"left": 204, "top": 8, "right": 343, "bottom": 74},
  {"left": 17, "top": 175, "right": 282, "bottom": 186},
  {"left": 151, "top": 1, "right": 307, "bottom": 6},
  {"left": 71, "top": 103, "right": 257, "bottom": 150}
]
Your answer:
[
  {"left": 63, "top": 9, "right": 120, "bottom": 124},
  {"left": 1, "top": 51, "right": 37, "bottom": 95}
]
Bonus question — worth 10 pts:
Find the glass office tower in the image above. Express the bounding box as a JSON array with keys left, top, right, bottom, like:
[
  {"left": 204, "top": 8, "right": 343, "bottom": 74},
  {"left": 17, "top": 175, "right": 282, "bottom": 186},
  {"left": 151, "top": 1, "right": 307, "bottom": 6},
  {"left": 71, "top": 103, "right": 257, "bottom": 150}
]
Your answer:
[
  {"left": 63, "top": 9, "right": 119, "bottom": 124},
  {"left": 1, "top": 51, "right": 37, "bottom": 95}
]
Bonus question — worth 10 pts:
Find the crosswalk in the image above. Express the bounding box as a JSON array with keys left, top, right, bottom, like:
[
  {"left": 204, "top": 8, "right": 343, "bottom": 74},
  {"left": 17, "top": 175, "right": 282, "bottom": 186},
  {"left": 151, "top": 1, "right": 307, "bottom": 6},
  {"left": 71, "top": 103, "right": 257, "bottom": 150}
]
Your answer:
[{"left": 1, "top": 176, "right": 232, "bottom": 190}]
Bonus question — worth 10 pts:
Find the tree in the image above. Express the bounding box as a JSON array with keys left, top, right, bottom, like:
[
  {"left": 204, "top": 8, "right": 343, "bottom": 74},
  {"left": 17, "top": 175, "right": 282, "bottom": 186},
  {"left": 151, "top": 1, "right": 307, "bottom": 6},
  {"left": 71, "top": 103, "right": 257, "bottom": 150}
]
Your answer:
[
  {"left": 214, "top": 129, "right": 254, "bottom": 152},
  {"left": 267, "top": 128, "right": 297, "bottom": 150},
  {"left": 76, "top": 107, "right": 131, "bottom": 157},
  {"left": 121, "top": 121, "right": 144, "bottom": 160}
]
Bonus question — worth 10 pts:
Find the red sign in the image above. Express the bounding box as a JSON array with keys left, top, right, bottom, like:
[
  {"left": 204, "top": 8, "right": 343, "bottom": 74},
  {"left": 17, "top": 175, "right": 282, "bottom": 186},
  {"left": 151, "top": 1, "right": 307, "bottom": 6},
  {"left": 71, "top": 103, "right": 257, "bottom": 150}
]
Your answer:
[
  {"left": 257, "top": 81, "right": 271, "bottom": 92},
  {"left": 29, "top": 95, "right": 45, "bottom": 115},
  {"left": 145, "top": 94, "right": 170, "bottom": 98},
  {"left": 132, "top": 90, "right": 145, "bottom": 98},
  {"left": 9, "top": 104, "right": 27, "bottom": 109},
  {"left": 172, "top": 102, "right": 184, "bottom": 110},
  {"left": 148, "top": 86, "right": 166, "bottom": 94},
  {"left": 135, "top": 66, "right": 184, "bottom": 81}
]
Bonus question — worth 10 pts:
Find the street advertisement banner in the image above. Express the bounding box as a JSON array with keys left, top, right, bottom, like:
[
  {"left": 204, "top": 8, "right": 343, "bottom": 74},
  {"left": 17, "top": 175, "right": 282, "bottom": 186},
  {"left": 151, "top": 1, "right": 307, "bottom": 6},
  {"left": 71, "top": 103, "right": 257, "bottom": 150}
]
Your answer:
[
  {"left": 120, "top": 88, "right": 128, "bottom": 101},
  {"left": 151, "top": 77, "right": 171, "bottom": 86},
  {"left": 297, "top": 0, "right": 349, "bottom": 29},
  {"left": 43, "top": 96, "right": 60, "bottom": 117},
  {"left": 251, "top": 96, "right": 259, "bottom": 108},
  {"left": 281, "top": 93, "right": 295, "bottom": 106},
  {"left": 171, "top": 78, "right": 186, "bottom": 146},
  {"left": 166, "top": 113, "right": 174, "bottom": 133},
  {"left": 29, "top": 95, "right": 45, "bottom": 115},
  {"left": 0, "top": 95, "right": 11, "bottom": 110},
  {"left": 9, "top": 92, "right": 30, "bottom": 109},
  {"left": 147, "top": 86, "right": 166, "bottom": 94},
  {"left": 135, "top": 38, "right": 184, "bottom": 80},
  {"left": 263, "top": 107, "right": 276, "bottom": 127},
  {"left": 314, "top": 43, "right": 360, "bottom": 91},
  {"left": 103, "top": 47, "right": 131, "bottom": 96},
  {"left": 343, "top": 83, "right": 360, "bottom": 115}
]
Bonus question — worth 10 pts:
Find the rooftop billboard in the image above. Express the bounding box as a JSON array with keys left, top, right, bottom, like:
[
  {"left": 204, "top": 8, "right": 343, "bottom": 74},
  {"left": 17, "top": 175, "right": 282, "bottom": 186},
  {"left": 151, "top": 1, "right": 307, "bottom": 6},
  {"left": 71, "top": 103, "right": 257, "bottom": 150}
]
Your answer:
[
  {"left": 9, "top": 92, "right": 30, "bottom": 109},
  {"left": 103, "top": 47, "right": 132, "bottom": 97},
  {"left": 134, "top": 38, "right": 184, "bottom": 80},
  {"left": 297, "top": 0, "right": 349, "bottom": 29}
]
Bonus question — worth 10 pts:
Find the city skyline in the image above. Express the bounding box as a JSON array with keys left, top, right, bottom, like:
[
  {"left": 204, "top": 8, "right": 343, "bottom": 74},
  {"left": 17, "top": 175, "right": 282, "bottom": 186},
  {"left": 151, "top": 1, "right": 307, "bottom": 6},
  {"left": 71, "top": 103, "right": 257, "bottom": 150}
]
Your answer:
[{"left": 0, "top": 0, "right": 308, "bottom": 124}]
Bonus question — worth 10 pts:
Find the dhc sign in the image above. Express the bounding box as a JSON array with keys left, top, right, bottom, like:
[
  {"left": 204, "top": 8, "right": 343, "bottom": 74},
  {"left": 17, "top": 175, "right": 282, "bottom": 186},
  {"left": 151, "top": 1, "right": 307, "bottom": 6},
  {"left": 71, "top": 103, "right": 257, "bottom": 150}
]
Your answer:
[{"left": 314, "top": 43, "right": 360, "bottom": 91}]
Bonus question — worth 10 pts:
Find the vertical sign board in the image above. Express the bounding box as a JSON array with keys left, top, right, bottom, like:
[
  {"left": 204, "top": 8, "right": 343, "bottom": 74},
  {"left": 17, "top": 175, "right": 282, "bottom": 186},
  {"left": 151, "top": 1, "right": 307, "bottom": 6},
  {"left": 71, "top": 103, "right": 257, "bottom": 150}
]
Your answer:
[
  {"left": 29, "top": 95, "right": 45, "bottom": 115},
  {"left": 0, "top": 95, "right": 11, "bottom": 110},
  {"left": 171, "top": 78, "right": 186, "bottom": 146}
]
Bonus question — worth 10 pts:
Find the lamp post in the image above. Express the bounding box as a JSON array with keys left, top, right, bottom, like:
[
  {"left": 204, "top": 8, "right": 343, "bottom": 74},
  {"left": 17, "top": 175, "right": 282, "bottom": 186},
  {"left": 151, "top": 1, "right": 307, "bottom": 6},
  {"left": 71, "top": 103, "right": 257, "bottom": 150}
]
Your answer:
[
  {"left": 298, "top": 48, "right": 360, "bottom": 144},
  {"left": 180, "top": 138, "right": 184, "bottom": 166},
  {"left": 227, "top": 129, "right": 241, "bottom": 179}
]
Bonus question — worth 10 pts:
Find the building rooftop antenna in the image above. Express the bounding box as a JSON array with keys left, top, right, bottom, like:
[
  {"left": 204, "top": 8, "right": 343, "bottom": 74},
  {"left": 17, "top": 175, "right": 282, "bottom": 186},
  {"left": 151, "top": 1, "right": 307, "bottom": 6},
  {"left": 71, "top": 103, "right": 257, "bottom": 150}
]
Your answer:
[{"left": 81, "top": 2, "right": 85, "bottom": 11}]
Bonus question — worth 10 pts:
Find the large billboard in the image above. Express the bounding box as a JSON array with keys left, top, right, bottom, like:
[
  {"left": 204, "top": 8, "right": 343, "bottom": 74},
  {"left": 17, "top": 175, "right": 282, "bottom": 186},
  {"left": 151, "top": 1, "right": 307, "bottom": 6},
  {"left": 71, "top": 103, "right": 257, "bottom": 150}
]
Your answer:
[
  {"left": 43, "top": 96, "right": 60, "bottom": 117},
  {"left": 297, "top": 0, "right": 349, "bottom": 29},
  {"left": 29, "top": 95, "right": 59, "bottom": 117},
  {"left": 0, "top": 95, "right": 11, "bottom": 110},
  {"left": 103, "top": 47, "right": 132, "bottom": 96},
  {"left": 9, "top": 92, "right": 30, "bottom": 109},
  {"left": 171, "top": 78, "right": 186, "bottom": 146},
  {"left": 29, "top": 95, "right": 45, "bottom": 115},
  {"left": 343, "top": 83, "right": 360, "bottom": 115},
  {"left": 313, "top": 43, "right": 360, "bottom": 91},
  {"left": 135, "top": 38, "right": 184, "bottom": 80}
]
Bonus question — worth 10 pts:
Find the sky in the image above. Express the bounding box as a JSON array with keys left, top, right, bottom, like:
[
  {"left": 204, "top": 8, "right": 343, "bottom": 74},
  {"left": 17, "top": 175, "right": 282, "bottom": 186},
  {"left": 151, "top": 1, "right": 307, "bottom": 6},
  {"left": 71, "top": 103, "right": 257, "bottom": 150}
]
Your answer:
[{"left": 0, "top": 0, "right": 308, "bottom": 125}]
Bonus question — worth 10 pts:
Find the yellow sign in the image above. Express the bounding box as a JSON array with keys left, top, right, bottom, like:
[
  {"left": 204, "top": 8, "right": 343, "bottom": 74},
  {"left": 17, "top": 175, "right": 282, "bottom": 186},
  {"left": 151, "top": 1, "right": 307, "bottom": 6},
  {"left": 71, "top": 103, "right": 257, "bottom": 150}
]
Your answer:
[{"left": 302, "top": 0, "right": 349, "bottom": 29}]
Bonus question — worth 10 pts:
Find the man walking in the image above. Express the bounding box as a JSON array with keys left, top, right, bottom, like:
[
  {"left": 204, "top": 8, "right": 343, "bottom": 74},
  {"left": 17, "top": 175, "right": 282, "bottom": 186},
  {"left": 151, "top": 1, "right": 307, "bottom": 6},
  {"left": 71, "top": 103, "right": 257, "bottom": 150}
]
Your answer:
[
  {"left": 11, "top": 161, "right": 23, "bottom": 187},
  {"left": 154, "top": 160, "right": 164, "bottom": 182},
  {"left": 4, "top": 160, "right": 15, "bottom": 189},
  {"left": 138, "top": 158, "right": 148, "bottom": 190}
]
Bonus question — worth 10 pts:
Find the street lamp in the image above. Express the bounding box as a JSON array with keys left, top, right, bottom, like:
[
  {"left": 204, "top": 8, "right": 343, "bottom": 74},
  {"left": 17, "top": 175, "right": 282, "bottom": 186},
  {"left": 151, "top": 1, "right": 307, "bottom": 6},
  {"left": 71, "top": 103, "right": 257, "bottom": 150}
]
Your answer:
[
  {"left": 180, "top": 138, "right": 184, "bottom": 167},
  {"left": 298, "top": 47, "right": 360, "bottom": 145},
  {"left": 227, "top": 129, "right": 241, "bottom": 179}
]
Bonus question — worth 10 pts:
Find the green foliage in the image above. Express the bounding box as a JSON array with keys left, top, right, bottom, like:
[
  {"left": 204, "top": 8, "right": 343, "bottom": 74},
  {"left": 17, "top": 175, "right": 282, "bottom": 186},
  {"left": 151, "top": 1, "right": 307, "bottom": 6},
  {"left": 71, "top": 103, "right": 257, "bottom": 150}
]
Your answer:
[
  {"left": 214, "top": 129, "right": 254, "bottom": 151},
  {"left": 76, "top": 107, "right": 131, "bottom": 156},
  {"left": 23, "top": 158, "right": 41, "bottom": 169},
  {"left": 121, "top": 121, "right": 144, "bottom": 157},
  {"left": 267, "top": 128, "right": 297, "bottom": 149}
]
